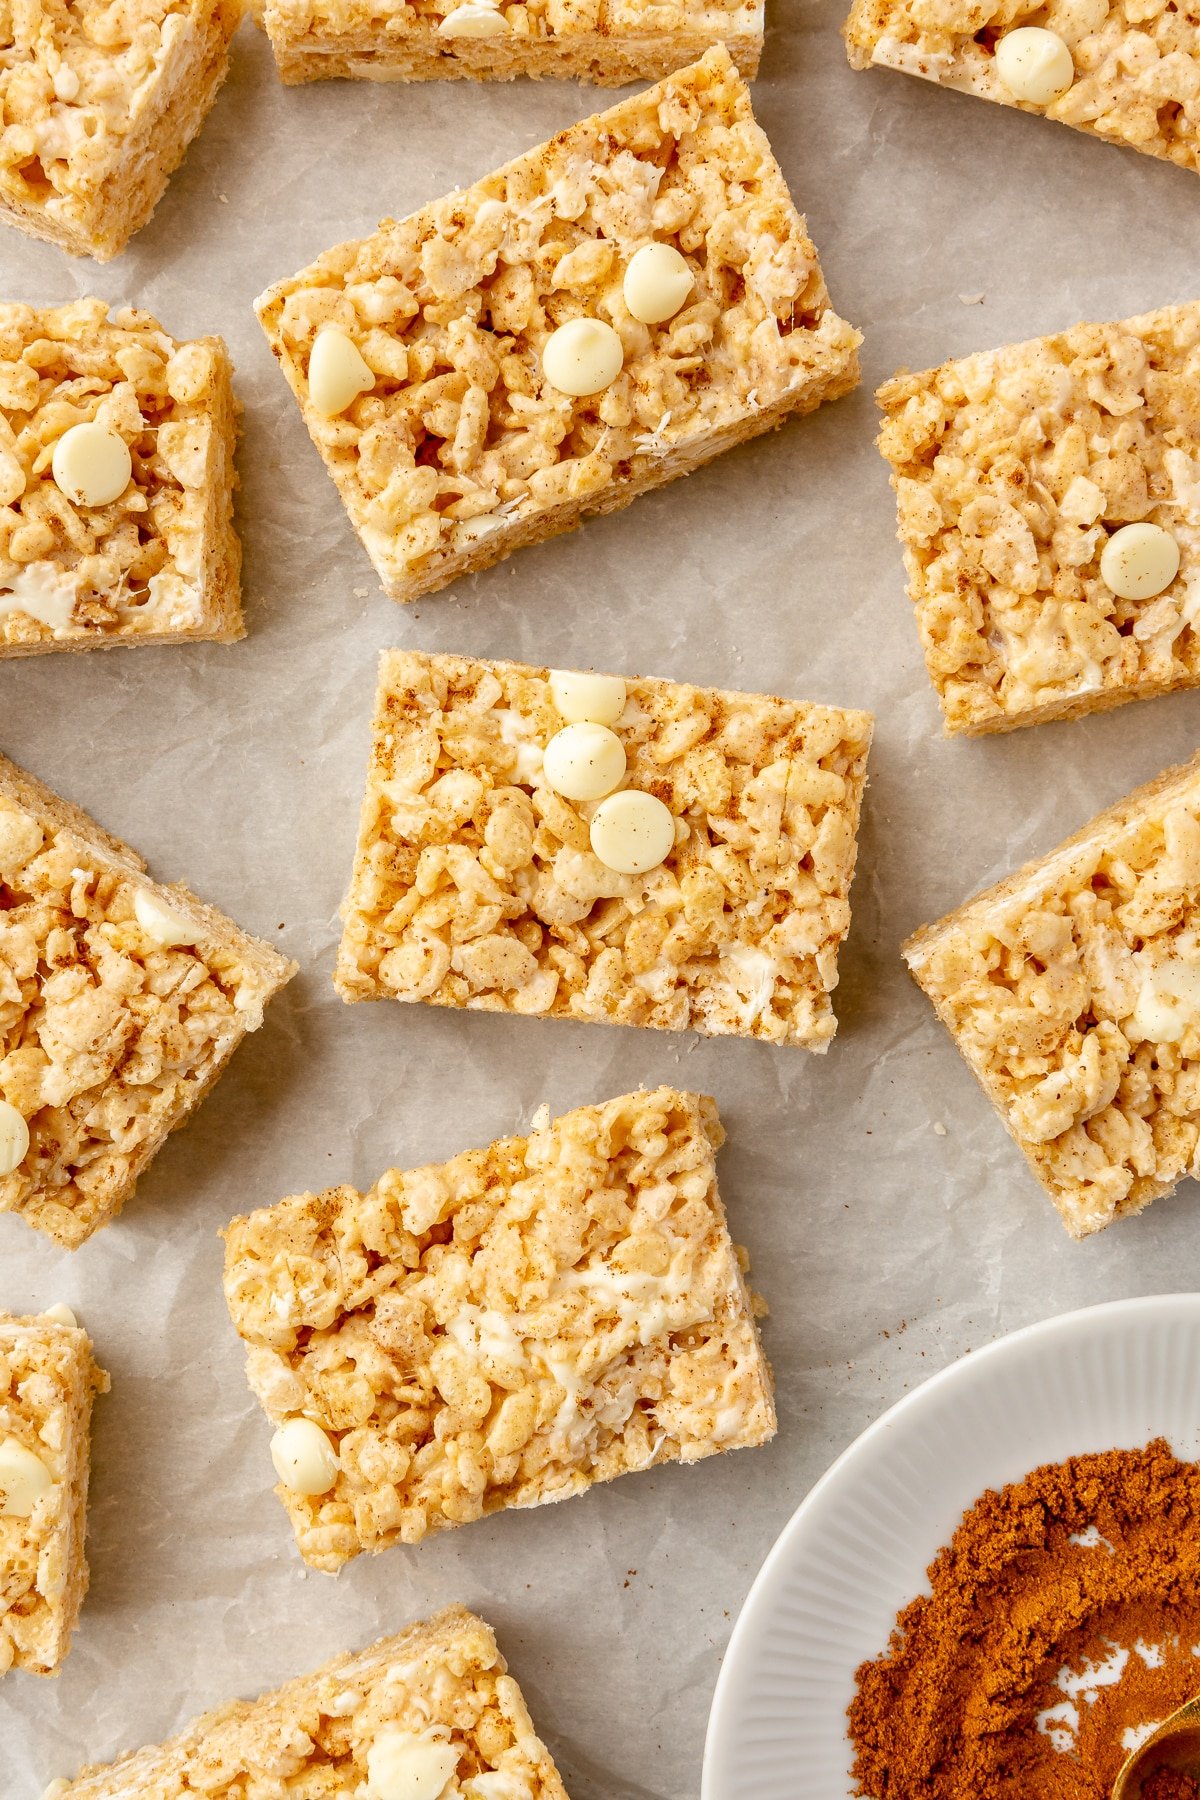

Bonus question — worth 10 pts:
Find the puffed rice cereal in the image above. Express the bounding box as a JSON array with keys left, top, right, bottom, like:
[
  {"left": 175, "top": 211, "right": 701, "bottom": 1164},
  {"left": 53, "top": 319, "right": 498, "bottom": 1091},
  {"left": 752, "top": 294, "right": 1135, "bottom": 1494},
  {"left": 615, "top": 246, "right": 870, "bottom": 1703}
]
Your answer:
[
  {"left": 0, "top": 0, "right": 242, "bottom": 261},
  {"left": 0, "top": 1309, "right": 107, "bottom": 1676},
  {"left": 262, "top": 0, "right": 762, "bottom": 85},
  {"left": 0, "top": 299, "right": 243, "bottom": 657},
  {"left": 843, "top": 0, "right": 1200, "bottom": 173},
  {"left": 0, "top": 753, "right": 296, "bottom": 1247},
  {"left": 255, "top": 48, "right": 861, "bottom": 605},
  {"left": 222, "top": 1088, "right": 775, "bottom": 1568},
  {"left": 49, "top": 1606, "right": 570, "bottom": 1799},
  {"left": 876, "top": 302, "right": 1200, "bottom": 735},
  {"left": 334, "top": 650, "right": 872, "bottom": 1049},
  {"left": 906, "top": 751, "right": 1200, "bottom": 1236}
]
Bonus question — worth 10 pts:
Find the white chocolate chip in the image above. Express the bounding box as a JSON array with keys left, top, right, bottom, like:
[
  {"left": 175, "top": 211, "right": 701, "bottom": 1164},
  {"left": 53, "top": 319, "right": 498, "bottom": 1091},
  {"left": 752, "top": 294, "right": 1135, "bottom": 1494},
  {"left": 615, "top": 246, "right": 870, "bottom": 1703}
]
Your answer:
[
  {"left": 622, "top": 243, "right": 694, "bottom": 325},
  {"left": 1100, "top": 523, "right": 1180, "bottom": 601},
  {"left": 438, "top": 2, "right": 510, "bottom": 34},
  {"left": 993, "top": 27, "right": 1074, "bottom": 104},
  {"left": 589, "top": 789, "right": 675, "bottom": 875},
  {"left": 308, "top": 327, "right": 375, "bottom": 417},
  {"left": 133, "top": 889, "right": 197, "bottom": 948},
  {"left": 542, "top": 318, "right": 624, "bottom": 398},
  {"left": 51, "top": 422, "right": 131, "bottom": 508},
  {"left": 367, "top": 1729, "right": 459, "bottom": 1800},
  {"left": 43, "top": 1303, "right": 78, "bottom": 1329},
  {"left": 549, "top": 670, "right": 627, "bottom": 726},
  {"left": 0, "top": 1435, "right": 53, "bottom": 1517},
  {"left": 0, "top": 1099, "right": 29, "bottom": 1177},
  {"left": 543, "top": 723, "right": 626, "bottom": 802},
  {"left": 270, "top": 1417, "right": 339, "bottom": 1495},
  {"left": 1129, "top": 956, "right": 1200, "bottom": 1043}
]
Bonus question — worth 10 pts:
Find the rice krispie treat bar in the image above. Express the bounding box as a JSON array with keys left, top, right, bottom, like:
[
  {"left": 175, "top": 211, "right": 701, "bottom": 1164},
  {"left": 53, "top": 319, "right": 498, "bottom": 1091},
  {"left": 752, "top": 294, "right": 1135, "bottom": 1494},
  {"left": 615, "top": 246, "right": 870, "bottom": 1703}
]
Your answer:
[
  {"left": 0, "top": 754, "right": 296, "bottom": 1249},
  {"left": 0, "top": 300, "right": 243, "bottom": 656},
  {"left": 222, "top": 1088, "right": 775, "bottom": 1569},
  {"left": 877, "top": 303, "right": 1200, "bottom": 736},
  {"left": 49, "top": 1606, "right": 570, "bottom": 1799},
  {"left": 255, "top": 47, "right": 861, "bottom": 606},
  {"left": 905, "top": 752, "right": 1200, "bottom": 1237},
  {"left": 843, "top": 0, "right": 1200, "bottom": 175},
  {"left": 0, "top": 1306, "right": 107, "bottom": 1677},
  {"left": 336, "top": 651, "right": 872, "bottom": 1049},
  {"left": 1, "top": 0, "right": 242, "bottom": 262},
  {"left": 262, "top": 0, "right": 761, "bottom": 86}
]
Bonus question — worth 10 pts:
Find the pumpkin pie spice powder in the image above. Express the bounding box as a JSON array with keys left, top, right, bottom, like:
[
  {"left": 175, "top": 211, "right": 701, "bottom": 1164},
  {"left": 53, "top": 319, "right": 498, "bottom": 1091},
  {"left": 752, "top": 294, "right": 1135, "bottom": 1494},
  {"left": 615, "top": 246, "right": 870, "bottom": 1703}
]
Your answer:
[{"left": 848, "top": 1442, "right": 1200, "bottom": 1798}]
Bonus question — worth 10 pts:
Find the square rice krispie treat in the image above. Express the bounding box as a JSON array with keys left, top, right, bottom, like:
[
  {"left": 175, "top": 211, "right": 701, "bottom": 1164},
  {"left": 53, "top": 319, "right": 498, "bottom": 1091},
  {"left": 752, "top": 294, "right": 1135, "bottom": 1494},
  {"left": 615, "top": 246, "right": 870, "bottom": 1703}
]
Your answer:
[
  {"left": 222, "top": 1088, "right": 775, "bottom": 1569},
  {"left": 0, "top": 1307, "right": 107, "bottom": 1677},
  {"left": 0, "top": 754, "right": 296, "bottom": 1249},
  {"left": 0, "top": 299, "right": 243, "bottom": 657},
  {"left": 905, "top": 752, "right": 1200, "bottom": 1237},
  {"left": 262, "top": 0, "right": 761, "bottom": 86},
  {"left": 843, "top": 0, "right": 1200, "bottom": 175},
  {"left": 336, "top": 651, "right": 873, "bottom": 1049},
  {"left": 50, "top": 1606, "right": 570, "bottom": 1798},
  {"left": 255, "top": 47, "right": 861, "bottom": 606},
  {"left": 877, "top": 303, "right": 1200, "bottom": 735},
  {"left": 1, "top": 0, "right": 242, "bottom": 262}
]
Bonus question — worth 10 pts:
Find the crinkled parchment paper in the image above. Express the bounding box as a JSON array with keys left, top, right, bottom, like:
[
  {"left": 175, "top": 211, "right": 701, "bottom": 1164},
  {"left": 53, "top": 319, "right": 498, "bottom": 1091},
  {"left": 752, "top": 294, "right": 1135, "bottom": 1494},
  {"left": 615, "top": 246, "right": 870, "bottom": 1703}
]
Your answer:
[{"left": 4, "top": 14, "right": 1200, "bottom": 1797}]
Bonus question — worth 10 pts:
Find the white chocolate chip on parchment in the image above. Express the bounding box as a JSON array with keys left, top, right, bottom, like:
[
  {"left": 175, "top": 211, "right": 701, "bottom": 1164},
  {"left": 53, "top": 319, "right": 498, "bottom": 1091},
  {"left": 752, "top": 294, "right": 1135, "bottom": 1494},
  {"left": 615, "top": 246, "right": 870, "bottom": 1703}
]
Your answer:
[
  {"left": 270, "top": 1417, "right": 340, "bottom": 1495},
  {"left": 0, "top": 1435, "right": 53, "bottom": 1517},
  {"left": 542, "top": 318, "right": 624, "bottom": 397},
  {"left": 308, "top": 328, "right": 375, "bottom": 417},
  {"left": 994, "top": 27, "right": 1074, "bottom": 104},
  {"left": 623, "top": 243, "right": 694, "bottom": 325},
  {"left": 549, "top": 670, "right": 627, "bottom": 725},
  {"left": 590, "top": 789, "right": 675, "bottom": 874},
  {"left": 0, "top": 1100, "right": 29, "bottom": 1176},
  {"left": 51, "top": 422, "right": 132, "bottom": 508},
  {"left": 543, "top": 723, "right": 626, "bottom": 802}
]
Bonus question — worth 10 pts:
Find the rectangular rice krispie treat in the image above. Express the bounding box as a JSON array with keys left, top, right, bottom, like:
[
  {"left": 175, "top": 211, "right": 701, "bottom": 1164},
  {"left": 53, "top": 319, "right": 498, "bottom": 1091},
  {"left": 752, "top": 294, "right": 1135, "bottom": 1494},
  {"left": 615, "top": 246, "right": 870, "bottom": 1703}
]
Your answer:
[
  {"left": 0, "top": 299, "right": 243, "bottom": 656},
  {"left": 0, "top": 753, "right": 296, "bottom": 1249},
  {"left": 843, "top": 0, "right": 1200, "bottom": 175},
  {"left": 1, "top": 0, "right": 242, "bottom": 262},
  {"left": 905, "top": 753, "right": 1200, "bottom": 1237},
  {"left": 222, "top": 1088, "right": 775, "bottom": 1569},
  {"left": 255, "top": 47, "right": 861, "bottom": 606},
  {"left": 50, "top": 1605, "right": 570, "bottom": 1799},
  {"left": 262, "top": 0, "right": 761, "bottom": 86},
  {"left": 336, "top": 651, "right": 873, "bottom": 1048},
  {"left": 0, "top": 1307, "right": 107, "bottom": 1677},
  {"left": 877, "top": 303, "right": 1200, "bottom": 735}
]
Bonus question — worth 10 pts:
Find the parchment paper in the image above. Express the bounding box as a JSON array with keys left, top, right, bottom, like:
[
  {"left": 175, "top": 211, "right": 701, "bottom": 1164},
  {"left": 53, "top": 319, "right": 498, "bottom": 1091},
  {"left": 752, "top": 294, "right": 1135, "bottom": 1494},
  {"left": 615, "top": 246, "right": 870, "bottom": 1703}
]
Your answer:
[{"left": 4, "top": 16, "right": 1200, "bottom": 1796}]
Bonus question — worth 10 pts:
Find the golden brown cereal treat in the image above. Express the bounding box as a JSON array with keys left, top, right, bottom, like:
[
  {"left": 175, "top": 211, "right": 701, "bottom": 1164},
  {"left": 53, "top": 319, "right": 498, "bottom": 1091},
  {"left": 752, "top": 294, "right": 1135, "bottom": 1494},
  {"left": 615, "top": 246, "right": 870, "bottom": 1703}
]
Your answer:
[
  {"left": 843, "top": 0, "right": 1200, "bottom": 174},
  {"left": 0, "top": 754, "right": 296, "bottom": 1249},
  {"left": 0, "top": 300, "right": 243, "bottom": 657},
  {"left": 0, "top": 1308, "right": 107, "bottom": 1676},
  {"left": 0, "top": 0, "right": 242, "bottom": 262},
  {"left": 876, "top": 303, "right": 1200, "bottom": 736},
  {"left": 51, "top": 1606, "right": 570, "bottom": 1797},
  {"left": 262, "top": 0, "right": 761, "bottom": 85},
  {"left": 905, "top": 752, "right": 1200, "bottom": 1238},
  {"left": 255, "top": 48, "right": 861, "bottom": 606},
  {"left": 335, "top": 651, "right": 873, "bottom": 1049},
  {"left": 222, "top": 1088, "right": 775, "bottom": 1569}
]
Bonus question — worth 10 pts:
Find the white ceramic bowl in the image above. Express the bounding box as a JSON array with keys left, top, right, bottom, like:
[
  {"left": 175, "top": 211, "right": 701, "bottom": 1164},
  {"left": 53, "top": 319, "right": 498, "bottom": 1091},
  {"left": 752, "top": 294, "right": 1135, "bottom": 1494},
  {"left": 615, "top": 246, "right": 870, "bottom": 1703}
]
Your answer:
[{"left": 702, "top": 1295, "right": 1200, "bottom": 1800}]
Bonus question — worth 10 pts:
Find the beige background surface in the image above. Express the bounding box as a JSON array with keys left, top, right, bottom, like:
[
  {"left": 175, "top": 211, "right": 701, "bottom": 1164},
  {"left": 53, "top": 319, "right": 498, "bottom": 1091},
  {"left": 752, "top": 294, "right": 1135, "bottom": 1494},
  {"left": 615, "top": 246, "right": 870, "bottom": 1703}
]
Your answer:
[{"left": 3, "top": 11, "right": 1200, "bottom": 1797}]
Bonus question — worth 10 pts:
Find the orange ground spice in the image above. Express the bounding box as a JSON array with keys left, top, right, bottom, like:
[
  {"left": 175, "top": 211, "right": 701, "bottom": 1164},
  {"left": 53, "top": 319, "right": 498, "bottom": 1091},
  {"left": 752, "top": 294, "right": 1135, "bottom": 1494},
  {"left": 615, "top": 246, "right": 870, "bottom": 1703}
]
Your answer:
[
  {"left": 1143, "top": 1774, "right": 1200, "bottom": 1800},
  {"left": 848, "top": 1441, "right": 1200, "bottom": 1798}
]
